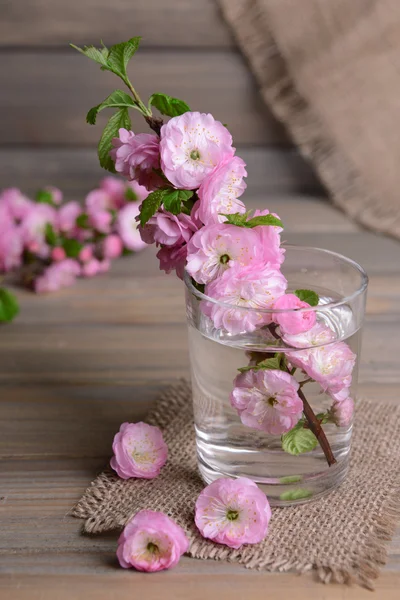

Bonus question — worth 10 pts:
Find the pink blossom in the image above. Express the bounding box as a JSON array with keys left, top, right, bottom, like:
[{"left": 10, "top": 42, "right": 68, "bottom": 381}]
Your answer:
[
  {"left": 34, "top": 259, "right": 80, "bottom": 294},
  {"left": 85, "top": 188, "right": 113, "bottom": 212},
  {"left": 102, "top": 234, "right": 123, "bottom": 259},
  {"left": 0, "top": 224, "right": 23, "bottom": 272},
  {"left": 111, "top": 129, "right": 163, "bottom": 190},
  {"left": 117, "top": 203, "right": 148, "bottom": 251},
  {"left": 81, "top": 258, "right": 102, "bottom": 278},
  {"left": 160, "top": 112, "right": 234, "bottom": 189},
  {"left": 117, "top": 510, "right": 189, "bottom": 572},
  {"left": 329, "top": 396, "right": 354, "bottom": 427},
  {"left": 99, "top": 176, "right": 129, "bottom": 209},
  {"left": 42, "top": 186, "right": 62, "bottom": 206},
  {"left": 253, "top": 209, "right": 285, "bottom": 270},
  {"left": 194, "top": 477, "right": 271, "bottom": 549},
  {"left": 98, "top": 259, "right": 111, "bottom": 273},
  {"left": 110, "top": 422, "right": 168, "bottom": 480},
  {"left": 197, "top": 156, "right": 247, "bottom": 224},
  {"left": 305, "top": 342, "right": 356, "bottom": 394},
  {"left": 230, "top": 369, "right": 303, "bottom": 434},
  {"left": 0, "top": 188, "right": 33, "bottom": 221},
  {"left": 0, "top": 202, "right": 13, "bottom": 229},
  {"left": 51, "top": 247, "right": 66, "bottom": 262},
  {"left": 282, "top": 322, "right": 335, "bottom": 349},
  {"left": 157, "top": 243, "right": 187, "bottom": 280},
  {"left": 202, "top": 263, "right": 287, "bottom": 334},
  {"left": 79, "top": 245, "right": 93, "bottom": 263},
  {"left": 57, "top": 201, "right": 81, "bottom": 233},
  {"left": 273, "top": 294, "right": 317, "bottom": 335},
  {"left": 140, "top": 209, "right": 198, "bottom": 247},
  {"left": 20, "top": 204, "right": 57, "bottom": 257},
  {"left": 186, "top": 223, "right": 265, "bottom": 285}
]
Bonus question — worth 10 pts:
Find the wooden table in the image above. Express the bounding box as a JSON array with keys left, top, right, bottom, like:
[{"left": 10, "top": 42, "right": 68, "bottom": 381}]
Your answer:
[{"left": 1, "top": 192, "right": 400, "bottom": 600}]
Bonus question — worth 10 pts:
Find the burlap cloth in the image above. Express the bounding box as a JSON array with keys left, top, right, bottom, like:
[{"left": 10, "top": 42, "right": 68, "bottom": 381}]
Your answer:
[
  {"left": 73, "top": 380, "right": 400, "bottom": 589},
  {"left": 218, "top": 0, "right": 400, "bottom": 240}
]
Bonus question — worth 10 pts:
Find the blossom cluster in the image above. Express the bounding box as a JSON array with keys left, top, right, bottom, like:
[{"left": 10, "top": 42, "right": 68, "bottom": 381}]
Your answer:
[
  {"left": 0, "top": 178, "right": 147, "bottom": 295},
  {"left": 110, "top": 421, "right": 271, "bottom": 572}
]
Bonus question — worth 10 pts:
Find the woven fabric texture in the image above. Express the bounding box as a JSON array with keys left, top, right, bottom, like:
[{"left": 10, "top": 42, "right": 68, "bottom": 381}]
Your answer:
[
  {"left": 73, "top": 380, "right": 400, "bottom": 589},
  {"left": 218, "top": 0, "right": 400, "bottom": 240}
]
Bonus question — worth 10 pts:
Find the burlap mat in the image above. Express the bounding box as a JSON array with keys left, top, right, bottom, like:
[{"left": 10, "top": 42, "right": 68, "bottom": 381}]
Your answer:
[
  {"left": 218, "top": 0, "right": 400, "bottom": 240},
  {"left": 72, "top": 380, "right": 400, "bottom": 589}
]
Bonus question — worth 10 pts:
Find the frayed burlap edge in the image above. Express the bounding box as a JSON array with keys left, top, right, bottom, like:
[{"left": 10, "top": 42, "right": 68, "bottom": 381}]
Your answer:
[
  {"left": 218, "top": 0, "right": 400, "bottom": 241},
  {"left": 72, "top": 379, "right": 400, "bottom": 590}
]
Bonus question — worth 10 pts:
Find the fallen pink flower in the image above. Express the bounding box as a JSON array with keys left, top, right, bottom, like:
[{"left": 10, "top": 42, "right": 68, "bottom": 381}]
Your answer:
[
  {"left": 110, "top": 421, "right": 168, "bottom": 479},
  {"left": 0, "top": 188, "right": 33, "bottom": 221},
  {"left": 57, "top": 201, "right": 81, "bottom": 233},
  {"left": 0, "top": 223, "right": 23, "bottom": 272},
  {"left": 195, "top": 477, "right": 271, "bottom": 549},
  {"left": 51, "top": 247, "right": 66, "bottom": 262},
  {"left": 117, "top": 510, "right": 189, "bottom": 572}
]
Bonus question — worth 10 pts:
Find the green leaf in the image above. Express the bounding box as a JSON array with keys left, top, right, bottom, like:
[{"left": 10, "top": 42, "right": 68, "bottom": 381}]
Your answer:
[
  {"left": 294, "top": 289, "right": 319, "bottom": 307},
  {"left": 0, "top": 288, "right": 19, "bottom": 322},
  {"left": 149, "top": 93, "right": 190, "bottom": 117},
  {"left": 281, "top": 423, "right": 318, "bottom": 456},
  {"left": 35, "top": 189, "right": 54, "bottom": 206},
  {"left": 45, "top": 223, "right": 58, "bottom": 246},
  {"left": 221, "top": 212, "right": 249, "bottom": 226},
  {"left": 279, "top": 488, "right": 312, "bottom": 502},
  {"left": 62, "top": 238, "right": 83, "bottom": 258},
  {"left": 87, "top": 90, "right": 136, "bottom": 125},
  {"left": 245, "top": 214, "right": 283, "bottom": 228},
  {"left": 139, "top": 188, "right": 169, "bottom": 227},
  {"left": 125, "top": 187, "right": 138, "bottom": 202},
  {"left": 76, "top": 213, "right": 90, "bottom": 229},
  {"left": 316, "top": 412, "right": 330, "bottom": 425},
  {"left": 107, "top": 37, "right": 141, "bottom": 79},
  {"left": 279, "top": 475, "right": 302, "bottom": 484},
  {"left": 70, "top": 43, "right": 110, "bottom": 69},
  {"left": 98, "top": 108, "right": 131, "bottom": 172},
  {"left": 163, "top": 189, "right": 193, "bottom": 215},
  {"left": 238, "top": 354, "right": 282, "bottom": 373}
]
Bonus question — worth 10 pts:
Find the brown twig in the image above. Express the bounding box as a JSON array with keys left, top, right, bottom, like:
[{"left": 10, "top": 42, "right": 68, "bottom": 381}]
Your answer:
[
  {"left": 145, "top": 116, "right": 164, "bottom": 137},
  {"left": 298, "top": 387, "right": 337, "bottom": 466},
  {"left": 266, "top": 323, "right": 337, "bottom": 467}
]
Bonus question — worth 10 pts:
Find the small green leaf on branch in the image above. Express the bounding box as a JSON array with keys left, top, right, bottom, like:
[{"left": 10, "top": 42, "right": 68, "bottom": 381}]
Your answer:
[
  {"left": 35, "top": 189, "right": 55, "bottom": 206},
  {"left": 0, "top": 288, "right": 19, "bottom": 323},
  {"left": 294, "top": 289, "right": 319, "bottom": 306},
  {"left": 98, "top": 108, "right": 131, "bottom": 172},
  {"left": 163, "top": 189, "right": 193, "bottom": 215},
  {"left": 76, "top": 213, "right": 90, "bottom": 229},
  {"left": 238, "top": 353, "right": 283, "bottom": 373},
  {"left": 45, "top": 223, "right": 58, "bottom": 246},
  {"left": 139, "top": 187, "right": 169, "bottom": 227},
  {"left": 87, "top": 90, "right": 137, "bottom": 125},
  {"left": 281, "top": 422, "right": 318, "bottom": 456},
  {"left": 62, "top": 238, "right": 83, "bottom": 258},
  {"left": 221, "top": 212, "right": 283, "bottom": 228},
  {"left": 149, "top": 93, "right": 190, "bottom": 117},
  {"left": 107, "top": 37, "right": 141, "bottom": 79}
]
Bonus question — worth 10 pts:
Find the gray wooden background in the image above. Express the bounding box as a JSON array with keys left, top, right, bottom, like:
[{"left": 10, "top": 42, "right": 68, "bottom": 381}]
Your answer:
[{"left": 0, "top": 0, "right": 320, "bottom": 199}]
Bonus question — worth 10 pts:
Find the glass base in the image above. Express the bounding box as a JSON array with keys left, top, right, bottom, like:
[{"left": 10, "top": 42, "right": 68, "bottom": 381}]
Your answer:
[{"left": 197, "top": 447, "right": 350, "bottom": 506}]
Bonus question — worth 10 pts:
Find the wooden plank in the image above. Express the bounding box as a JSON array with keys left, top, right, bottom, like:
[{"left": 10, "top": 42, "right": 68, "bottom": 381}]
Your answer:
[
  {"left": 0, "top": 0, "right": 233, "bottom": 48},
  {"left": 1, "top": 571, "right": 399, "bottom": 600},
  {"left": 0, "top": 147, "right": 320, "bottom": 199},
  {"left": 0, "top": 51, "right": 287, "bottom": 146}
]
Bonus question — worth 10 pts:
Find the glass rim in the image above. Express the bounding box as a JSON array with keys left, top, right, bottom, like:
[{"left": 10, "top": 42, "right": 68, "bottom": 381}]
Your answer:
[{"left": 184, "top": 244, "right": 369, "bottom": 314}]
